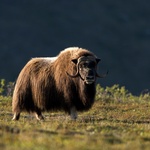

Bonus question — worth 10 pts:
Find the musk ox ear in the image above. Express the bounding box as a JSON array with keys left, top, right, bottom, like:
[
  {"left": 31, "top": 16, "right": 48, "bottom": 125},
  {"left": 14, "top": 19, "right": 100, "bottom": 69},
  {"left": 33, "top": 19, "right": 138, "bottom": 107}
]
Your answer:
[
  {"left": 71, "top": 59, "right": 78, "bottom": 64},
  {"left": 96, "top": 58, "right": 101, "bottom": 64}
]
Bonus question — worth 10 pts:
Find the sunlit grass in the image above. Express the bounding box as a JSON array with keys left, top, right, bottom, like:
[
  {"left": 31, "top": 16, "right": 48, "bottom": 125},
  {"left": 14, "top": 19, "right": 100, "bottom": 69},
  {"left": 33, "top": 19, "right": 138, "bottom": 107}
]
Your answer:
[{"left": 0, "top": 84, "right": 150, "bottom": 150}]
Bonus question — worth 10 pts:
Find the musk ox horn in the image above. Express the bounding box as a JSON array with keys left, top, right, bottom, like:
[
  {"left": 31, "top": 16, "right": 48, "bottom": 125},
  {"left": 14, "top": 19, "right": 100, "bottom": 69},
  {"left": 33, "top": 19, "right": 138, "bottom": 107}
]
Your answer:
[
  {"left": 96, "top": 70, "right": 109, "bottom": 78},
  {"left": 66, "top": 71, "right": 79, "bottom": 78},
  {"left": 66, "top": 58, "right": 79, "bottom": 78},
  {"left": 66, "top": 56, "right": 84, "bottom": 78},
  {"left": 66, "top": 71, "right": 84, "bottom": 81}
]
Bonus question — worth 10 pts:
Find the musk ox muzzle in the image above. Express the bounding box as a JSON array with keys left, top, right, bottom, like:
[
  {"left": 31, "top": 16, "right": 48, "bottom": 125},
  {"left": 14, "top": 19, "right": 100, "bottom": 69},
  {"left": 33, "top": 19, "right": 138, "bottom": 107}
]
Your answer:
[{"left": 84, "top": 69, "right": 96, "bottom": 84}]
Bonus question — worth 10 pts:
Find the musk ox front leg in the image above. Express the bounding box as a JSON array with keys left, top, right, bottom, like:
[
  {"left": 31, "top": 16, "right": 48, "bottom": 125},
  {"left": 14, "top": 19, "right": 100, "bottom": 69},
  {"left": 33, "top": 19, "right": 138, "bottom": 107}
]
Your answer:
[
  {"left": 12, "top": 112, "right": 20, "bottom": 121},
  {"left": 70, "top": 106, "right": 78, "bottom": 120},
  {"left": 34, "top": 109, "right": 44, "bottom": 121}
]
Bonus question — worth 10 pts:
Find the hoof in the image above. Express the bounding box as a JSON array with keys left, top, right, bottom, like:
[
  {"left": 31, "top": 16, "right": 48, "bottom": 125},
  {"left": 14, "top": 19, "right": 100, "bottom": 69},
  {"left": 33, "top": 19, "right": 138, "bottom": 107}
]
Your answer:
[{"left": 12, "top": 113, "right": 20, "bottom": 121}]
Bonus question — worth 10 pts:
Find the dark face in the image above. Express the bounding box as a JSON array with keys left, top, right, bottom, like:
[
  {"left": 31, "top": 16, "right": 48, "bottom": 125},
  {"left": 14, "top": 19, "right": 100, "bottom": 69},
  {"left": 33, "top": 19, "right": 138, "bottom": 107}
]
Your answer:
[
  {"left": 66, "top": 56, "right": 105, "bottom": 83},
  {"left": 78, "top": 60, "right": 97, "bottom": 84}
]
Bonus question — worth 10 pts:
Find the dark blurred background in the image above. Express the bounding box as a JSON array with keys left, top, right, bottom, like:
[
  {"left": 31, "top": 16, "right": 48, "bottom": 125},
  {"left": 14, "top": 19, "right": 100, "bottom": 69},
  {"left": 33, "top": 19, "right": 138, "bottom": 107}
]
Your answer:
[{"left": 0, "top": 0, "right": 150, "bottom": 95}]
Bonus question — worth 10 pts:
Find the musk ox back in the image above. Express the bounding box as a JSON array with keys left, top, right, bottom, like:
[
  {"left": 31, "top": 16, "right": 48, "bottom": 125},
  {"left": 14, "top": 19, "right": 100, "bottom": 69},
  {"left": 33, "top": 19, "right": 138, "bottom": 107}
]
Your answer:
[{"left": 12, "top": 47, "right": 106, "bottom": 120}]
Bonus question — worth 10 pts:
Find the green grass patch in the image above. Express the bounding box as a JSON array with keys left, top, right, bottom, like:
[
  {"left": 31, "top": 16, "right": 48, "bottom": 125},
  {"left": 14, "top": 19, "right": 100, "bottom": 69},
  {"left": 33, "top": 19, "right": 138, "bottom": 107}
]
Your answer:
[{"left": 0, "top": 84, "right": 150, "bottom": 150}]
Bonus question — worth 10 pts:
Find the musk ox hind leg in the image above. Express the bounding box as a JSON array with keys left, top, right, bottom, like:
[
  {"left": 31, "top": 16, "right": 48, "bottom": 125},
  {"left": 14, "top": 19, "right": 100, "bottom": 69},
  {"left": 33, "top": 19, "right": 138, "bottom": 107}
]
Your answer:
[{"left": 70, "top": 106, "right": 78, "bottom": 120}]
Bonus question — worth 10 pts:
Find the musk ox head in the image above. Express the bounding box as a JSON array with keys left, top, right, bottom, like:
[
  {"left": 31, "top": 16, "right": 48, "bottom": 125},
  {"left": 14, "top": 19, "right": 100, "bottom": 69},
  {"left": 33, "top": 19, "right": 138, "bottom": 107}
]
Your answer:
[{"left": 67, "top": 55, "right": 107, "bottom": 85}]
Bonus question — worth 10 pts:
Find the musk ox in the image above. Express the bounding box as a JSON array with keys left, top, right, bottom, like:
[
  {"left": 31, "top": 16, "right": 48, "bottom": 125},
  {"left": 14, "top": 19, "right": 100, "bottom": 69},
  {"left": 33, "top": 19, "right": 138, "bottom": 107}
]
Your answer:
[{"left": 12, "top": 47, "right": 107, "bottom": 120}]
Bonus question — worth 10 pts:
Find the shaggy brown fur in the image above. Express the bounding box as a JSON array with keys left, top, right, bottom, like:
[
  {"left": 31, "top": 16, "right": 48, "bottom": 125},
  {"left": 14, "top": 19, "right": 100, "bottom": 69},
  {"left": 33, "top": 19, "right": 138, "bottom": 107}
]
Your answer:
[{"left": 12, "top": 47, "right": 100, "bottom": 120}]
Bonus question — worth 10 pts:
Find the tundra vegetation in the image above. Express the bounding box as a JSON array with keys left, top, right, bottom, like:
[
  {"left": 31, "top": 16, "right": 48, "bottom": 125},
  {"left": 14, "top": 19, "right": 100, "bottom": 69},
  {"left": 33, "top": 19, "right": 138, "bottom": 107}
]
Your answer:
[{"left": 0, "top": 79, "right": 150, "bottom": 150}]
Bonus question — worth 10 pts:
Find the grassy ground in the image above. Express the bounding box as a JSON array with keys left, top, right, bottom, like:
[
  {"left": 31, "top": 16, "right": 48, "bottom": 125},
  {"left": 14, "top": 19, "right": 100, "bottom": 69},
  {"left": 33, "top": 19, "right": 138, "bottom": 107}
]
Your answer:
[{"left": 0, "top": 85, "right": 150, "bottom": 150}]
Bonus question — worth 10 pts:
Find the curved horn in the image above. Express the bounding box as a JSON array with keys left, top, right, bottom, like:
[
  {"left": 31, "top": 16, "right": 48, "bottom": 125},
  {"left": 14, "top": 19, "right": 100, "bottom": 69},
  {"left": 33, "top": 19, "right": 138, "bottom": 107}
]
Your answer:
[
  {"left": 66, "top": 71, "right": 79, "bottom": 78},
  {"left": 66, "top": 61, "right": 80, "bottom": 78},
  {"left": 96, "top": 70, "right": 109, "bottom": 78},
  {"left": 66, "top": 57, "right": 83, "bottom": 78}
]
